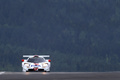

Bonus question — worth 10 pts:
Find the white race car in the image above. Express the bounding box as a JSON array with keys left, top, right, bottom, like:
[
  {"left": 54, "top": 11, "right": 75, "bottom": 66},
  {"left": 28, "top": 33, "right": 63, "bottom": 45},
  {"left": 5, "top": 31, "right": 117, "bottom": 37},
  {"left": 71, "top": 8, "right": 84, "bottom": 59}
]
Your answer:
[{"left": 22, "top": 55, "right": 51, "bottom": 72}]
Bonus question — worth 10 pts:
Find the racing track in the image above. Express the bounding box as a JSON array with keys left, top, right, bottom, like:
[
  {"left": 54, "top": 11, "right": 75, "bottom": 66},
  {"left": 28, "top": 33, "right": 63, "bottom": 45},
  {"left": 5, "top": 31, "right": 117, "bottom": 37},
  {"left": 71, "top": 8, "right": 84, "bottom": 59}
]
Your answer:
[{"left": 0, "top": 72, "right": 120, "bottom": 80}]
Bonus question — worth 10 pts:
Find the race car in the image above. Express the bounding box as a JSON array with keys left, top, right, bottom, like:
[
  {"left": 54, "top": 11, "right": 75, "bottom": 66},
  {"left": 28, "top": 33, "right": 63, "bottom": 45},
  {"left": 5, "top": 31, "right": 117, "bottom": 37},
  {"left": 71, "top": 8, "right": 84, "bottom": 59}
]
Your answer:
[{"left": 22, "top": 55, "right": 51, "bottom": 72}]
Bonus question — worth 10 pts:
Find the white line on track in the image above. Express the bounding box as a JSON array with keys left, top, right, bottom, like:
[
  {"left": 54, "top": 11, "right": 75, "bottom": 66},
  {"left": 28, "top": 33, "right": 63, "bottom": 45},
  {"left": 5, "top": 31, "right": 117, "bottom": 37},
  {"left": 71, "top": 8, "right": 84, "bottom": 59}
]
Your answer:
[{"left": 0, "top": 72, "right": 5, "bottom": 75}]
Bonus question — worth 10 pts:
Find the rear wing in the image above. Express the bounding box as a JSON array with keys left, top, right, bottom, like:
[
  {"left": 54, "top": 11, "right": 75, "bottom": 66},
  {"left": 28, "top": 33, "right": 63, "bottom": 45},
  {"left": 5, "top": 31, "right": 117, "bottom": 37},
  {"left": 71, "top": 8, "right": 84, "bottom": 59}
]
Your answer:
[{"left": 23, "top": 55, "right": 50, "bottom": 58}]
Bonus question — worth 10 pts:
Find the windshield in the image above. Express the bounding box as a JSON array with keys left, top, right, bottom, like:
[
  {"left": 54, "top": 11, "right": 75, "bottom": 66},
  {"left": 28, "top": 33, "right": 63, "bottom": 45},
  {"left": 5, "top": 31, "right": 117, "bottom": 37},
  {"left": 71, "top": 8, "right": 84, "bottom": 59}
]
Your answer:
[{"left": 27, "top": 57, "right": 45, "bottom": 63}]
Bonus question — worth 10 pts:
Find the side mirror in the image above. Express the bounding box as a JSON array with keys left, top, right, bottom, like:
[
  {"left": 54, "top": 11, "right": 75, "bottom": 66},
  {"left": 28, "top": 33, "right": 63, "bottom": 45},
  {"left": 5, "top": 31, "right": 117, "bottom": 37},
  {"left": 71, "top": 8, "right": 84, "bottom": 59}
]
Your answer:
[
  {"left": 21, "top": 59, "right": 24, "bottom": 62},
  {"left": 48, "top": 59, "right": 51, "bottom": 62}
]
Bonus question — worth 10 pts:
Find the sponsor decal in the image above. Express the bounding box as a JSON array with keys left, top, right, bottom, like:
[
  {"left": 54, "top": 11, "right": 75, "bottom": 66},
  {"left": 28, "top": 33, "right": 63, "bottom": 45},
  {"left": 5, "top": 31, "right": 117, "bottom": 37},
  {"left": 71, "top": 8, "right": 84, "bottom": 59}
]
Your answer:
[
  {"left": 31, "top": 63, "right": 41, "bottom": 67},
  {"left": 33, "top": 67, "right": 38, "bottom": 71}
]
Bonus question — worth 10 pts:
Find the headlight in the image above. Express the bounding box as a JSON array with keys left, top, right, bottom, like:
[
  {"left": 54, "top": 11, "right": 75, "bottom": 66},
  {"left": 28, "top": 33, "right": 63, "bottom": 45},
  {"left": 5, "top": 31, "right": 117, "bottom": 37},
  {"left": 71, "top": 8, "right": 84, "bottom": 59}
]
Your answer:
[
  {"left": 24, "top": 63, "right": 29, "bottom": 68},
  {"left": 42, "top": 63, "right": 48, "bottom": 68}
]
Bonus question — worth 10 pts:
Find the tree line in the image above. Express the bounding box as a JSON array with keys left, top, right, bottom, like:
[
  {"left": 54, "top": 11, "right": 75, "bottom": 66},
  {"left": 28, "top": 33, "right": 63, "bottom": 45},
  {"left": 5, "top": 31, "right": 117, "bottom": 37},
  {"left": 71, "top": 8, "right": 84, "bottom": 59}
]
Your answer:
[{"left": 0, "top": 0, "right": 120, "bottom": 71}]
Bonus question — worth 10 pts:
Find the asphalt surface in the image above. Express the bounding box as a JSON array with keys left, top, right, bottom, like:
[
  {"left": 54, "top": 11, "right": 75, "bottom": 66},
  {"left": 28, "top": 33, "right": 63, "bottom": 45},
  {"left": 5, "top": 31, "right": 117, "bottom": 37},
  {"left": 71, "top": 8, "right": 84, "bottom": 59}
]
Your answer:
[{"left": 0, "top": 72, "right": 120, "bottom": 80}]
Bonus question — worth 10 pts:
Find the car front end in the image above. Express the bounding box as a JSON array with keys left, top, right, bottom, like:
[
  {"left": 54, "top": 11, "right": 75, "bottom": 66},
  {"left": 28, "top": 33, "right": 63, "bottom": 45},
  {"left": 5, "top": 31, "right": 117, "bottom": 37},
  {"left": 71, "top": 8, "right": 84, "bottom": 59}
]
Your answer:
[
  {"left": 23, "top": 62, "right": 50, "bottom": 72},
  {"left": 22, "top": 55, "right": 51, "bottom": 72}
]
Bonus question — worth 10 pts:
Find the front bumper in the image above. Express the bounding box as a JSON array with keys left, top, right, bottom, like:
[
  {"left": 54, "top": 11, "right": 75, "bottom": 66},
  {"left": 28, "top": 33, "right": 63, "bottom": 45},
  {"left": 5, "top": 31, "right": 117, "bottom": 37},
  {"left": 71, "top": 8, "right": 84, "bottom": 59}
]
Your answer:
[{"left": 23, "top": 66, "right": 50, "bottom": 72}]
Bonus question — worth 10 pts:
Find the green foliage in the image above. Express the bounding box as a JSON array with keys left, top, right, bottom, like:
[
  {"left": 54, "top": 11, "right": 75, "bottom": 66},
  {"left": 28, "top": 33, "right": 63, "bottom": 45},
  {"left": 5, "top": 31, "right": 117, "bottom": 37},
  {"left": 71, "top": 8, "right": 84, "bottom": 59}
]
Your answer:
[{"left": 0, "top": 0, "right": 120, "bottom": 72}]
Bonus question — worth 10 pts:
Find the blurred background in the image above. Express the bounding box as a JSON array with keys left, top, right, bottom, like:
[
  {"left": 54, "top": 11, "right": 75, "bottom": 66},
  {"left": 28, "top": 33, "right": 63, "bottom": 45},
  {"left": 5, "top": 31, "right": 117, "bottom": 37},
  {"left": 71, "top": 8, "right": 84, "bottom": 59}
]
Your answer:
[{"left": 0, "top": 0, "right": 120, "bottom": 72}]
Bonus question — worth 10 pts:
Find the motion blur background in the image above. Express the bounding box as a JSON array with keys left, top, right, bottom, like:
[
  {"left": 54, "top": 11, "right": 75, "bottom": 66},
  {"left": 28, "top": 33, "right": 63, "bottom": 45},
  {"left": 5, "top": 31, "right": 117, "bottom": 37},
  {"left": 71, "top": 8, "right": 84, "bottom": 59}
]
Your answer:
[{"left": 0, "top": 0, "right": 120, "bottom": 72}]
